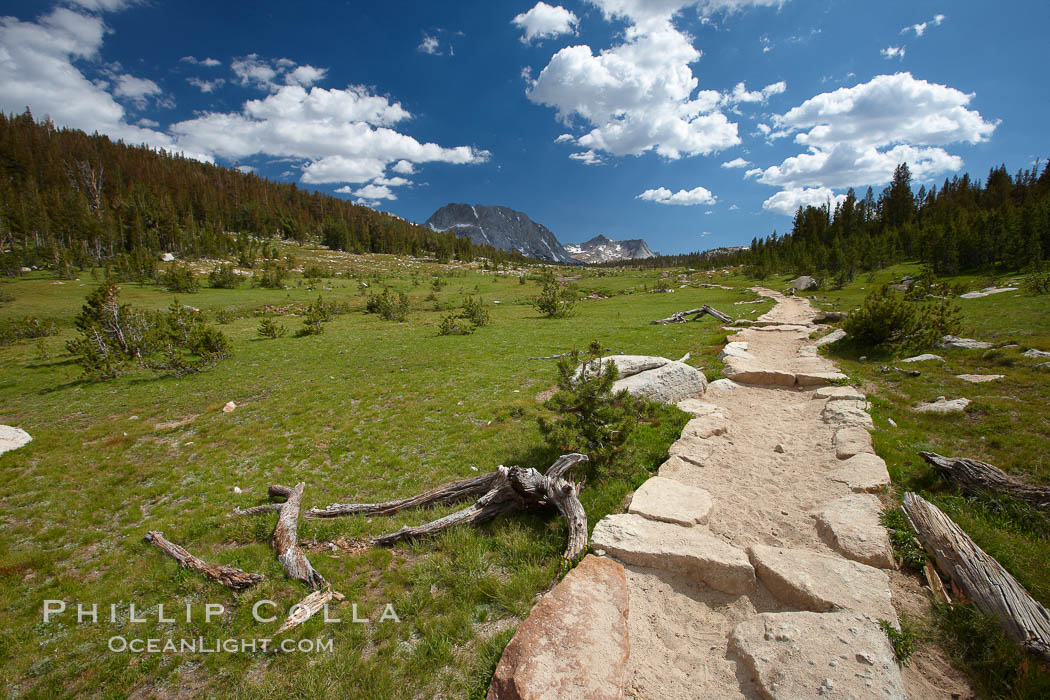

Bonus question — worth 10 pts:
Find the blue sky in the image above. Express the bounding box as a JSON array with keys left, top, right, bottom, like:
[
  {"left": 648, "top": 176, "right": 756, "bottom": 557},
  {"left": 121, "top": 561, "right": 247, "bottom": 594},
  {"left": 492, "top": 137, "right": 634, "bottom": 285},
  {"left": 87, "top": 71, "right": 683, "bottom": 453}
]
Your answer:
[{"left": 1, "top": 1, "right": 1047, "bottom": 254}]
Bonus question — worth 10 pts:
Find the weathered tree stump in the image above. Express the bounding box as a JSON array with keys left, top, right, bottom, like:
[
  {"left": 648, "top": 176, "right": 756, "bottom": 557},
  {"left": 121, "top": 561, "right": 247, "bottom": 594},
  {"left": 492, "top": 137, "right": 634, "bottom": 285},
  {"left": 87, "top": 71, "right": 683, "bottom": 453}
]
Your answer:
[{"left": 902, "top": 492, "right": 1050, "bottom": 661}]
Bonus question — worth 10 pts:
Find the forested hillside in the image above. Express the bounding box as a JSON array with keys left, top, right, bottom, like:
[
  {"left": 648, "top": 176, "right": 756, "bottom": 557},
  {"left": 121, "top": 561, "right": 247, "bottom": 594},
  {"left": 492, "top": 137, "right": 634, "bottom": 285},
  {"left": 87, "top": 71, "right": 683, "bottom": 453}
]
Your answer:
[
  {"left": 746, "top": 162, "right": 1050, "bottom": 283},
  {"left": 0, "top": 110, "right": 526, "bottom": 278}
]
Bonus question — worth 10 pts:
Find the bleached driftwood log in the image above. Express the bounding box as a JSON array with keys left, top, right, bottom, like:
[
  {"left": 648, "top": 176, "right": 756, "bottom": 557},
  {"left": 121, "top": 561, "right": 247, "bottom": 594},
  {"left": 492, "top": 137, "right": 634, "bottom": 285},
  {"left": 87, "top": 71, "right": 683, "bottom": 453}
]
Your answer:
[
  {"left": 651, "top": 305, "right": 732, "bottom": 325},
  {"left": 902, "top": 492, "right": 1050, "bottom": 661},
  {"left": 919, "top": 451, "right": 1050, "bottom": 511},
  {"left": 143, "top": 530, "right": 263, "bottom": 591},
  {"left": 367, "top": 454, "right": 590, "bottom": 563}
]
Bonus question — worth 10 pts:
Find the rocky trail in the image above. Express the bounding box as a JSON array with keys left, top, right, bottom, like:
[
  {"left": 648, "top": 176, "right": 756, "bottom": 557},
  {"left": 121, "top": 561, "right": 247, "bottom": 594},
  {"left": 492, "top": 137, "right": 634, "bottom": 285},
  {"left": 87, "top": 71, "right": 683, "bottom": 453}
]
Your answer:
[{"left": 490, "top": 289, "right": 969, "bottom": 699}]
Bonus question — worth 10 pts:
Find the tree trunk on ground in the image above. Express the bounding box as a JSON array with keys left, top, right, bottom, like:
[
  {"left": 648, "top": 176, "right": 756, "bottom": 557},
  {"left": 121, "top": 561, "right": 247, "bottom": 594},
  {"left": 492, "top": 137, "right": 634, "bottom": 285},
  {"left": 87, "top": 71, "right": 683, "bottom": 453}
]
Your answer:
[
  {"left": 307, "top": 472, "right": 498, "bottom": 518},
  {"left": 371, "top": 454, "right": 590, "bottom": 563},
  {"left": 919, "top": 452, "right": 1050, "bottom": 511},
  {"left": 651, "top": 305, "right": 732, "bottom": 325},
  {"left": 901, "top": 492, "right": 1050, "bottom": 661},
  {"left": 144, "top": 530, "right": 263, "bottom": 591},
  {"left": 271, "top": 482, "right": 326, "bottom": 590}
]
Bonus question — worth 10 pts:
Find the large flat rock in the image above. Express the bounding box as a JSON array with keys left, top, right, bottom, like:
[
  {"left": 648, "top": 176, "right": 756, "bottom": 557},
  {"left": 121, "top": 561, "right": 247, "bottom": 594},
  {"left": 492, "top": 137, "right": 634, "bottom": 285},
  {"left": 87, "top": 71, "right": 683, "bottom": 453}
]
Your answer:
[
  {"left": 628, "top": 476, "right": 712, "bottom": 527},
  {"left": 940, "top": 335, "right": 992, "bottom": 350},
  {"left": 812, "top": 386, "right": 866, "bottom": 402},
  {"left": 489, "top": 555, "right": 629, "bottom": 700},
  {"left": 830, "top": 453, "right": 891, "bottom": 493},
  {"left": 722, "top": 356, "right": 796, "bottom": 387},
  {"left": 899, "top": 353, "right": 944, "bottom": 364},
  {"left": 833, "top": 427, "right": 874, "bottom": 459},
  {"left": 822, "top": 401, "right": 874, "bottom": 430},
  {"left": 718, "top": 341, "right": 755, "bottom": 362},
  {"left": 0, "top": 426, "right": 32, "bottom": 456},
  {"left": 814, "top": 328, "right": 847, "bottom": 347},
  {"left": 656, "top": 454, "right": 700, "bottom": 480},
  {"left": 613, "top": 361, "right": 708, "bottom": 404},
  {"left": 729, "top": 611, "right": 907, "bottom": 700},
  {"left": 914, "top": 397, "right": 971, "bottom": 413},
  {"left": 956, "top": 374, "right": 1004, "bottom": 383},
  {"left": 667, "top": 434, "right": 717, "bottom": 465},
  {"left": 749, "top": 545, "right": 897, "bottom": 625},
  {"left": 574, "top": 355, "right": 669, "bottom": 381},
  {"left": 591, "top": 514, "right": 754, "bottom": 594},
  {"left": 678, "top": 402, "right": 729, "bottom": 439},
  {"left": 796, "top": 371, "right": 849, "bottom": 386},
  {"left": 815, "top": 495, "right": 895, "bottom": 569}
]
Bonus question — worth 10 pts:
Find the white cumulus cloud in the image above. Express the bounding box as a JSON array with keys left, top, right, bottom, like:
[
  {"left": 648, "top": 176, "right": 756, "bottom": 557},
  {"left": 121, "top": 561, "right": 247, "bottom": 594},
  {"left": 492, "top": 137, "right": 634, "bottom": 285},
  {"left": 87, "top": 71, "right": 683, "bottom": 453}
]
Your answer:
[
  {"left": 188, "top": 77, "right": 225, "bottom": 93},
  {"left": 752, "top": 72, "right": 996, "bottom": 214},
  {"left": 113, "top": 74, "right": 162, "bottom": 109},
  {"left": 568, "top": 150, "right": 603, "bottom": 165},
  {"left": 721, "top": 80, "right": 786, "bottom": 107},
  {"left": 512, "top": 3, "right": 578, "bottom": 44},
  {"left": 762, "top": 186, "right": 846, "bottom": 216},
  {"left": 880, "top": 46, "right": 905, "bottom": 60},
  {"left": 721, "top": 157, "right": 750, "bottom": 168},
  {"left": 637, "top": 185, "right": 716, "bottom": 206}
]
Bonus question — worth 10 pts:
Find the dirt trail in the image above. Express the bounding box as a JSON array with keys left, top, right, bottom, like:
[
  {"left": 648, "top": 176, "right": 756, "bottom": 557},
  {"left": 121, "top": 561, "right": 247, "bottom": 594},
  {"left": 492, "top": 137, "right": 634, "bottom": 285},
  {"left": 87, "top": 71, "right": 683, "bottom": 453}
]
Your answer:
[{"left": 593, "top": 288, "right": 966, "bottom": 699}]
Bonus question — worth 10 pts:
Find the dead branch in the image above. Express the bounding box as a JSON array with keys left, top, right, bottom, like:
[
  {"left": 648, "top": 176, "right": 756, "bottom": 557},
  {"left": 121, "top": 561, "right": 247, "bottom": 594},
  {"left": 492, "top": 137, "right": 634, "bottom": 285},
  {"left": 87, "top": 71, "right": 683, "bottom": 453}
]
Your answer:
[
  {"left": 919, "top": 452, "right": 1050, "bottom": 511},
  {"left": 306, "top": 472, "right": 498, "bottom": 519},
  {"left": 372, "top": 454, "right": 590, "bottom": 563},
  {"left": 902, "top": 492, "right": 1050, "bottom": 661},
  {"left": 143, "top": 530, "right": 263, "bottom": 591},
  {"left": 651, "top": 305, "right": 732, "bottom": 325},
  {"left": 277, "top": 588, "right": 337, "bottom": 634}
]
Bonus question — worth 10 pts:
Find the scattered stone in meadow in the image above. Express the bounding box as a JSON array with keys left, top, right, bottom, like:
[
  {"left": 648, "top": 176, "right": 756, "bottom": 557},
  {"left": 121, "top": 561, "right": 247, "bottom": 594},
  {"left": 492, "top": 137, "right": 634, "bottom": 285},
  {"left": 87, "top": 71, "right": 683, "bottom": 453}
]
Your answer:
[
  {"left": 914, "top": 397, "right": 971, "bottom": 413},
  {"left": 233, "top": 486, "right": 242, "bottom": 494},
  {"left": 789, "top": 275, "right": 817, "bottom": 290},
  {"left": 940, "top": 335, "right": 992, "bottom": 350},
  {"left": 0, "top": 426, "right": 32, "bottom": 456},
  {"left": 887, "top": 418, "right": 898, "bottom": 428},
  {"left": 899, "top": 353, "right": 944, "bottom": 364},
  {"left": 222, "top": 401, "right": 237, "bottom": 413},
  {"left": 956, "top": 374, "right": 1004, "bottom": 383},
  {"left": 160, "top": 252, "right": 175, "bottom": 262},
  {"left": 1024, "top": 348, "right": 1050, "bottom": 358},
  {"left": 960, "top": 287, "right": 1018, "bottom": 299}
]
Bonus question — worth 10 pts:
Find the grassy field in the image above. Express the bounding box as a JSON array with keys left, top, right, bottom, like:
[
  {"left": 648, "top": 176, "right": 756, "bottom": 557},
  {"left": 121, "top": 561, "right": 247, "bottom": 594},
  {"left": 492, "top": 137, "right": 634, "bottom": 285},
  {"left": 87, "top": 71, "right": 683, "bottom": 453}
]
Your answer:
[{"left": 0, "top": 246, "right": 765, "bottom": 698}]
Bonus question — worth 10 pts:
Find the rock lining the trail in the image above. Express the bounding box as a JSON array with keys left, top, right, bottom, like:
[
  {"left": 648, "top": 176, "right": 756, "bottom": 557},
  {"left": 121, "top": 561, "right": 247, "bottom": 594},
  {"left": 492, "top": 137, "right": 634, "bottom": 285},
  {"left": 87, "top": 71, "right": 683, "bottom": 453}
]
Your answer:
[
  {"left": 729, "top": 611, "right": 907, "bottom": 700},
  {"left": 0, "top": 426, "right": 32, "bottom": 456},
  {"left": 628, "top": 477, "right": 712, "bottom": 527},
  {"left": 488, "top": 554, "right": 629, "bottom": 700},
  {"left": 815, "top": 494, "right": 895, "bottom": 569},
  {"left": 591, "top": 514, "right": 754, "bottom": 594},
  {"left": 814, "top": 328, "right": 847, "bottom": 347},
  {"left": 512, "top": 287, "right": 915, "bottom": 699}
]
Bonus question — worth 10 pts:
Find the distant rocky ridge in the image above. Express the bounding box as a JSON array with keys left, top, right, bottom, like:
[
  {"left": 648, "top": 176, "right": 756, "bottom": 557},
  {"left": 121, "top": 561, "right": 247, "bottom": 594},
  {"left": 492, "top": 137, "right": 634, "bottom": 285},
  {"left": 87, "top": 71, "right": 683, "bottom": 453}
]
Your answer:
[
  {"left": 424, "top": 204, "right": 576, "bottom": 263},
  {"left": 564, "top": 235, "right": 656, "bottom": 264}
]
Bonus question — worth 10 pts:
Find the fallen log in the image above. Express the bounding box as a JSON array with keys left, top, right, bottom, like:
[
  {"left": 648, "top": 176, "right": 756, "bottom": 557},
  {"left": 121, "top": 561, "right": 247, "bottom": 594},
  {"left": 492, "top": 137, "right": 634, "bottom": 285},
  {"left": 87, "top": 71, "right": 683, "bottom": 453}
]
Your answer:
[
  {"left": 307, "top": 472, "right": 498, "bottom": 518},
  {"left": 651, "top": 305, "right": 732, "bottom": 325},
  {"left": 143, "top": 530, "right": 263, "bottom": 591},
  {"left": 272, "top": 482, "right": 326, "bottom": 590},
  {"left": 901, "top": 492, "right": 1050, "bottom": 661},
  {"left": 372, "top": 454, "right": 590, "bottom": 563},
  {"left": 277, "top": 588, "right": 338, "bottom": 634},
  {"left": 919, "top": 452, "right": 1050, "bottom": 511}
]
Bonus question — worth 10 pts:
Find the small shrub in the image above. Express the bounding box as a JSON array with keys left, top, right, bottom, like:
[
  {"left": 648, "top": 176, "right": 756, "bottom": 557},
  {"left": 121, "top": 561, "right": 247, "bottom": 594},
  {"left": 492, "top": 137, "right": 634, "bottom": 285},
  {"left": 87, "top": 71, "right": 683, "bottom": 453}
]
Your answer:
[
  {"left": 252, "top": 264, "right": 287, "bottom": 289},
  {"left": 844, "top": 285, "right": 959, "bottom": 349},
  {"left": 879, "top": 618, "right": 918, "bottom": 665},
  {"left": 460, "top": 295, "right": 490, "bottom": 327},
  {"left": 532, "top": 273, "right": 576, "bottom": 318},
  {"left": 438, "top": 312, "right": 474, "bottom": 335},
  {"left": 880, "top": 507, "right": 928, "bottom": 572},
  {"left": 1021, "top": 271, "right": 1050, "bottom": 296},
  {"left": 257, "top": 318, "right": 286, "bottom": 338},
  {"left": 295, "top": 295, "right": 332, "bottom": 336},
  {"left": 159, "top": 263, "right": 200, "bottom": 293},
  {"left": 365, "top": 288, "right": 410, "bottom": 322},
  {"left": 208, "top": 264, "right": 239, "bottom": 289},
  {"left": 538, "top": 340, "right": 640, "bottom": 479},
  {"left": 213, "top": 309, "right": 233, "bottom": 325},
  {"left": 0, "top": 316, "right": 57, "bottom": 345},
  {"left": 66, "top": 281, "right": 230, "bottom": 379}
]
